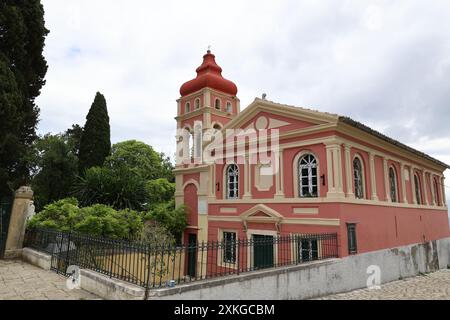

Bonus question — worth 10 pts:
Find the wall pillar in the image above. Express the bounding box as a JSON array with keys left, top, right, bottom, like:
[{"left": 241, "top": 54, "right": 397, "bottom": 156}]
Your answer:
[
  {"left": 422, "top": 170, "right": 429, "bottom": 205},
  {"left": 243, "top": 156, "right": 252, "bottom": 200},
  {"left": 369, "top": 153, "right": 378, "bottom": 201},
  {"left": 383, "top": 158, "right": 391, "bottom": 202},
  {"left": 4, "top": 187, "right": 34, "bottom": 259},
  {"left": 442, "top": 176, "right": 447, "bottom": 207},
  {"left": 344, "top": 145, "right": 354, "bottom": 198},
  {"left": 275, "top": 151, "right": 285, "bottom": 199},
  {"left": 400, "top": 163, "right": 408, "bottom": 203},
  {"left": 326, "top": 144, "right": 345, "bottom": 199},
  {"left": 429, "top": 173, "right": 436, "bottom": 206}
]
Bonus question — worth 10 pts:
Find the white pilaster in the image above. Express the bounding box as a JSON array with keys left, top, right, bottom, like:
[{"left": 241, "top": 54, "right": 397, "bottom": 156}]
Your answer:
[
  {"left": 400, "top": 163, "right": 407, "bottom": 203},
  {"left": 344, "top": 145, "right": 354, "bottom": 198},
  {"left": 422, "top": 170, "right": 429, "bottom": 205},
  {"left": 369, "top": 153, "right": 378, "bottom": 201},
  {"left": 383, "top": 157, "right": 391, "bottom": 202}
]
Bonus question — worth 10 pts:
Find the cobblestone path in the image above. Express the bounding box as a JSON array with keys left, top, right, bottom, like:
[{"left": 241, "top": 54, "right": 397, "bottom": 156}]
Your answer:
[
  {"left": 318, "top": 269, "right": 450, "bottom": 300},
  {"left": 0, "top": 259, "right": 100, "bottom": 300}
]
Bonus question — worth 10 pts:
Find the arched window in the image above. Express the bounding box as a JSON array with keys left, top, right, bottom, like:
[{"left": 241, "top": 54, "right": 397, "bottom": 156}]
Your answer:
[
  {"left": 414, "top": 173, "right": 422, "bottom": 205},
  {"left": 215, "top": 99, "right": 221, "bottom": 110},
  {"left": 226, "top": 102, "right": 232, "bottom": 113},
  {"left": 433, "top": 178, "right": 440, "bottom": 206},
  {"left": 353, "top": 157, "right": 365, "bottom": 199},
  {"left": 195, "top": 98, "right": 201, "bottom": 110},
  {"left": 213, "top": 123, "right": 222, "bottom": 131},
  {"left": 298, "top": 154, "right": 318, "bottom": 197},
  {"left": 185, "top": 102, "right": 191, "bottom": 113},
  {"left": 226, "top": 164, "right": 239, "bottom": 199},
  {"left": 389, "top": 167, "right": 398, "bottom": 202}
]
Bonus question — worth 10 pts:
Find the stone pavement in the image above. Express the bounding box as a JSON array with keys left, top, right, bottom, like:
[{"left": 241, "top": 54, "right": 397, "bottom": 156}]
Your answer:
[
  {"left": 318, "top": 269, "right": 450, "bottom": 300},
  {"left": 0, "top": 259, "right": 100, "bottom": 300}
]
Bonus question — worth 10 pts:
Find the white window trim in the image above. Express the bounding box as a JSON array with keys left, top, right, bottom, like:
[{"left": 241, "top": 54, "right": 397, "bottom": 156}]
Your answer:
[
  {"left": 224, "top": 163, "right": 240, "bottom": 200},
  {"left": 195, "top": 98, "right": 201, "bottom": 110},
  {"left": 246, "top": 229, "right": 278, "bottom": 271},
  {"left": 217, "top": 229, "right": 238, "bottom": 269},
  {"left": 214, "top": 98, "right": 222, "bottom": 110},
  {"left": 293, "top": 151, "right": 320, "bottom": 198}
]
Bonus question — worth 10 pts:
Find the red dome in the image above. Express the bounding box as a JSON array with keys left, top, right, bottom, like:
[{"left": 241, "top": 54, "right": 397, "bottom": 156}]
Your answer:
[{"left": 180, "top": 50, "right": 238, "bottom": 97}]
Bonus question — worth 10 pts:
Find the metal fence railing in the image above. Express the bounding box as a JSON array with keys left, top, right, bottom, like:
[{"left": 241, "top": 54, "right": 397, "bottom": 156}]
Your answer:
[{"left": 24, "top": 228, "right": 338, "bottom": 293}]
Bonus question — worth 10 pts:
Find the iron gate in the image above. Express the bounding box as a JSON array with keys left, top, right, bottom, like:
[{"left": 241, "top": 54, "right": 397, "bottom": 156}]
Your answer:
[{"left": 0, "top": 197, "right": 13, "bottom": 259}]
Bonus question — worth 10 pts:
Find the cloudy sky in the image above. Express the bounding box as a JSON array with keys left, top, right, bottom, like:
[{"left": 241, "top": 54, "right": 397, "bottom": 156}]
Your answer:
[{"left": 37, "top": 0, "right": 450, "bottom": 201}]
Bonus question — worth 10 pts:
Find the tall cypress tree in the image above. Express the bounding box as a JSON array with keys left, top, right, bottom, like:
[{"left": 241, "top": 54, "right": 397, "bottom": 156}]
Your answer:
[
  {"left": 78, "top": 92, "right": 111, "bottom": 174},
  {"left": 0, "top": 0, "right": 49, "bottom": 192}
]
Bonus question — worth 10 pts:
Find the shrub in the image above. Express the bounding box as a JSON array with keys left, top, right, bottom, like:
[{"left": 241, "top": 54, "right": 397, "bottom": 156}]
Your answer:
[{"left": 27, "top": 198, "right": 144, "bottom": 240}]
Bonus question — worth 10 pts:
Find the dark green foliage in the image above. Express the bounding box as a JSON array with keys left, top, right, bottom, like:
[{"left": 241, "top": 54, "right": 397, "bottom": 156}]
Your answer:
[
  {"left": 0, "top": 0, "right": 48, "bottom": 191},
  {"left": 78, "top": 92, "right": 111, "bottom": 174},
  {"left": 146, "top": 178, "right": 175, "bottom": 203},
  {"left": 0, "top": 54, "right": 22, "bottom": 195},
  {"left": 30, "top": 134, "right": 78, "bottom": 211},
  {"left": 106, "top": 140, "right": 174, "bottom": 182},
  {"left": 73, "top": 166, "right": 148, "bottom": 211},
  {"left": 64, "top": 124, "right": 83, "bottom": 157},
  {"left": 27, "top": 198, "right": 144, "bottom": 239},
  {"left": 145, "top": 200, "right": 187, "bottom": 241}
]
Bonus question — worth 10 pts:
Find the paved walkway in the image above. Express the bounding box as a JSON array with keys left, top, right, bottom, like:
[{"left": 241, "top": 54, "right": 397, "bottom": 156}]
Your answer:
[
  {"left": 0, "top": 259, "right": 99, "bottom": 300},
  {"left": 318, "top": 269, "right": 450, "bottom": 300}
]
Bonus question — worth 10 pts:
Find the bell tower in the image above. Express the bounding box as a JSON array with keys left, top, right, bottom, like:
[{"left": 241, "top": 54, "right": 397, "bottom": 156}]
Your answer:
[
  {"left": 176, "top": 50, "right": 240, "bottom": 134},
  {"left": 174, "top": 50, "right": 240, "bottom": 254}
]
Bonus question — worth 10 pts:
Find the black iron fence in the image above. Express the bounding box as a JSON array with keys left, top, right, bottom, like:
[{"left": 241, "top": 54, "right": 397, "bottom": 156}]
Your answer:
[{"left": 24, "top": 228, "right": 338, "bottom": 291}]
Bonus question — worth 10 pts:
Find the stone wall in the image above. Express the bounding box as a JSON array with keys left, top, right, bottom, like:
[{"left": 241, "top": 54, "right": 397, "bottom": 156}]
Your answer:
[
  {"left": 148, "top": 237, "right": 450, "bottom": 300},
  {"left": 22, "top": 237, "right": 450, "bottom": 300}
]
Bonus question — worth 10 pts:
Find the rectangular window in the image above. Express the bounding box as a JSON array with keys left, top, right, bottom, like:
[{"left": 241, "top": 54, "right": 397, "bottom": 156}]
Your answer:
[
  {"left": 347, "top": 223, "right": 357, "bottom": 254},
  {"left": 223, "top": 232, "right": 237, "bottom": 264},
  {"left": 298, "top": 239, "right": 319, "bottom": 262}
]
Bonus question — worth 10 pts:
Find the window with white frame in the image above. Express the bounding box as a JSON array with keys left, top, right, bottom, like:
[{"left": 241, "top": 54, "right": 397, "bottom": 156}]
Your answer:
[
  {"left": 215, "top": 98, "right": 221, "bottom": 110},
  {"left": 185, "top": 102, "right": 191, "bottom": 113},
  {"left": 353, "top": 157, "right": 365, "bottom": 199},
  {"left": 298, "top": 238, "right": 318, "bottom": 262},
  {"left": 298, "top": 154, "right": 318, "bottom": 197},
  {"left": 223, "top": 231, "right": 237, "bottom": 264},
  {"left": 226, "top": 164, "right": 239, "bottom": 199},
  {"left": 195, "top": 98, "right": 200, "bottom": 110},
  {"left": 226, "top": 102, "right": 232, "bottom": 113},
  {"left": 414, "top": 173, "right": 422, "bottom": 205},
  {"left": 389, "top": 167, "right": 398, "bottom": 202}
]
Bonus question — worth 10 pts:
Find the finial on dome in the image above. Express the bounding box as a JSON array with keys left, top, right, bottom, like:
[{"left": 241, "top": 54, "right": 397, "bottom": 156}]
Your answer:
[{"left": 207, "top": 45, "right": 211, "bottom": 54}]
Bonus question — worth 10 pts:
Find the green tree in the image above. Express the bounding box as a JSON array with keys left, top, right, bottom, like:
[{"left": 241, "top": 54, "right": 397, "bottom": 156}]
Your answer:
[
  {"left": 30, "top": 134, "right": 78, "bottom": 211},
  {"left": 0, "top": 0, "right": 49, "bottom": 191},
  {"left": 145, "top": 200, "right": 187, "bottom": 242},
  {"left": 106, "top": 140, "right": 174, "bottom": 182},
  {"left": 73, "top": 166, "right": 148, "bottom": 211},
  {"left": 146, "top": 178, "right": 175, "bottom": 204},
  {"left": 78, "top": 92, "right": 111, "bottom": 174},
  {"left": 64, "top": 124, "right": 83, "bottom": 157},
  {"left": 0, "top": 54, "right": 22, "bottom": 196}
]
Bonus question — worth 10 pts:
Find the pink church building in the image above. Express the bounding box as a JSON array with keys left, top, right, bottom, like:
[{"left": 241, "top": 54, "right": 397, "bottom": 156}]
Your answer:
[{"left": 173, "top": 50, "right": 450, "bottom": 273}]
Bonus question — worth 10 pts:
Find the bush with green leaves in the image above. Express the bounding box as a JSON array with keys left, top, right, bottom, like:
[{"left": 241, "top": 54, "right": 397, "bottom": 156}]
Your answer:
[
  {"left": 72, "top": 166, "right": 148, "bottom": 211},
  {"left": 145, "top": 200, "right": 187, "bottom": 241},
  {"left": 28, "top": 198, "right": 144, "bottom": 239}
]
